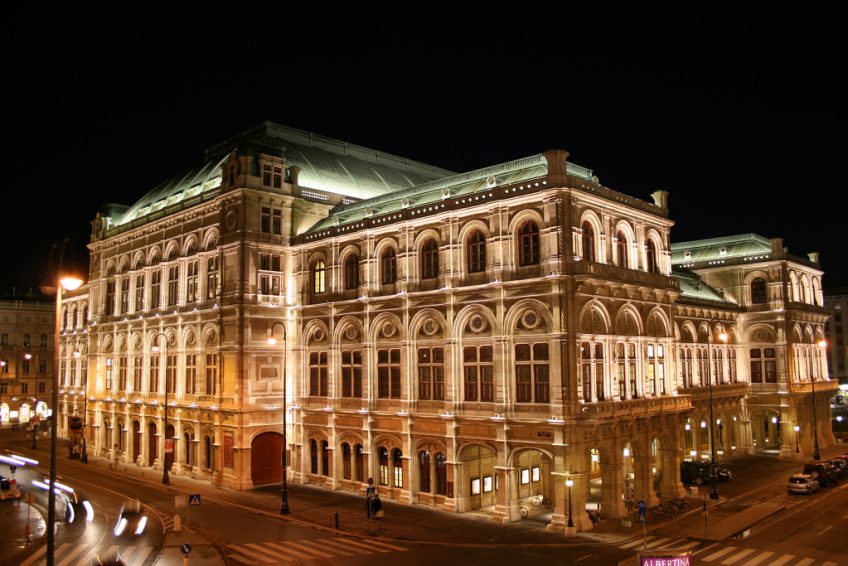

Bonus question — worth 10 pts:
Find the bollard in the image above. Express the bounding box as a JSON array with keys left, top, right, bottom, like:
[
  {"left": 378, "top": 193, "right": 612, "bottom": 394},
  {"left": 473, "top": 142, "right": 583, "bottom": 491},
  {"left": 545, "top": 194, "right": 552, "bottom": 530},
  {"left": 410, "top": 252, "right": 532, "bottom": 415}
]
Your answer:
[{"left": 334, "top": 511, "right": 339, "bottom": 530}]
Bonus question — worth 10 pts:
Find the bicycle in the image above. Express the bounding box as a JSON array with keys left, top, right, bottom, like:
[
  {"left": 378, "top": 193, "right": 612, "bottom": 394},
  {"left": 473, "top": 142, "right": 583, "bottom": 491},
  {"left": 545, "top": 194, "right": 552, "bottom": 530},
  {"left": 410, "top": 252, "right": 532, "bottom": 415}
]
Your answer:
[
  {"left": 366, "top": 516, "right": 391, "bottom": 537},
  {"left": 520, "top": 505, "right": 529, "bottom": 518},
  {"left": 530, "top": 493, "right": 553, "bottom": 509}
]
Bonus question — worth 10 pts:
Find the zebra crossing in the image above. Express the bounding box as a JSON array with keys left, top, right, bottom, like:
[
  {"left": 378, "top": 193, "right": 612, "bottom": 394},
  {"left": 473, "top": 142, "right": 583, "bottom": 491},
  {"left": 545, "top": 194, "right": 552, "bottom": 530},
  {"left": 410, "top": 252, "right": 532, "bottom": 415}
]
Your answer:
[
  {"left": 20, "top": 542, "right": 155, "bottom": 566},
  {"left": 225, "top": 536, "right": 408, "bottom": 563},
  {"left": 618, "top": 535, "right": 843, "bottom": 566}
]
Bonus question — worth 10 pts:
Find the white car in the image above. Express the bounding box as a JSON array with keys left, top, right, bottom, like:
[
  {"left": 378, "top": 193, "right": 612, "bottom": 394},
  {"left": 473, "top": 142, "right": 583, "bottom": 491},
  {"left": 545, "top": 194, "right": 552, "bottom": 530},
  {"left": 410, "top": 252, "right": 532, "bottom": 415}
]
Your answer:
[{"left": 787, "top": 473, "right": 819, "bottom": 495}]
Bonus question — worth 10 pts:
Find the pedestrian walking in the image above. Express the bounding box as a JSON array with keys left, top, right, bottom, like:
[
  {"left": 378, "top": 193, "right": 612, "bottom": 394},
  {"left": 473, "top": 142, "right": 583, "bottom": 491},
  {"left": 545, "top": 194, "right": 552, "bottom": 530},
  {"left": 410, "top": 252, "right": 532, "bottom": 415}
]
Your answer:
[{"left": 365, "top": 478, "right": 388, "bottom": 535}]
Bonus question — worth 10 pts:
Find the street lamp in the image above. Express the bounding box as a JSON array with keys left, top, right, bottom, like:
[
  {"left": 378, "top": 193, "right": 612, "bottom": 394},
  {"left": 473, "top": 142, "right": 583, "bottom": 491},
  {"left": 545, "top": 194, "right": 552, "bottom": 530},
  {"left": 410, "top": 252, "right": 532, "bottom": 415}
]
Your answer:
[
  {"left": 152, "top": 333, "right": 171, "bottom": 485},
  {"left": 794, "top": 424, "right": 800, "bottom": 453},
  {"left": 811, "top": 340, "right": 826, "bottom": 460},
  {"left": 267, "top": 321, "right": 290, "bottom": 515},
  {"left": 707, "top": 327, "right": 727, "bottom": 500},
  {"left": 565, "top": 477, "right": 574, "bottom": 529},
  {"left": 25, "top": 352, "right": 38, "bottom": 449},
  {"left": 44, "top": 265, "right": 83, "bottom": 566}
]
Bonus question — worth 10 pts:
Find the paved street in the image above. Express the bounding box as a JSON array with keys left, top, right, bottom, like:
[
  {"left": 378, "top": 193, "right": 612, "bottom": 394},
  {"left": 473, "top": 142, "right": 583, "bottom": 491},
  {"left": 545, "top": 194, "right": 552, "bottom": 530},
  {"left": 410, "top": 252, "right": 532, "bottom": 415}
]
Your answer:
[{"left": 4, "top": 426, "right": 847, "bottom": 565}]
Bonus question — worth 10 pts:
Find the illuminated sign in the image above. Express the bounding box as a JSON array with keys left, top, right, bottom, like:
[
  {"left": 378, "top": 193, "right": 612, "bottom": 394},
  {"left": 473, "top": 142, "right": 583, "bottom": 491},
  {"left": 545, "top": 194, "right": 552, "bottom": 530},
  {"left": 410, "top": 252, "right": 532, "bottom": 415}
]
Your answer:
[{"left": 639, "top": 551, "right": 691, "bottom": 566}]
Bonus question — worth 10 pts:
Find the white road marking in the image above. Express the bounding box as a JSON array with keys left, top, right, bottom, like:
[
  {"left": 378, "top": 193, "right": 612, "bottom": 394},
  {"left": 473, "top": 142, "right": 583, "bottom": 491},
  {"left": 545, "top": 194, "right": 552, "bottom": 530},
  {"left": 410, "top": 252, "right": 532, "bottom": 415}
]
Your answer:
[
  {"left": 576, "top": 554, "right": 593, "bottom": 562},
  {"left": 702, "top": 546, "right": 736, "bottom": 562},
  {"left": 620, "top": 535, "right": 655, "bottom": 549},
  {"left": 740, "top": 550, "right": 774, "bottom": 566},
  {"left": 20, "top": 544, "right": 49, "bottom": 566},
  {"left": 721, "top": 548, "right": 756, "bottom": 565},
  {"left": 57, "top": 542, "right": 89, "bottom": 566},
  {"left": 341, "top": 537, "right": 393, "bottom": 553},
  {"left": 284, "top": 540, "right": 335, "bottom": 558},
  {"left": 769, "top": 554, "right": 797, "bottom": 566},
  {"left": 677, "top": 541, "right": 702, "bottom": 550},
  {"left": 298, "top": 538, "right": 356, "bottom": 556},
  {"left": 793, "top": 559, "right": 815, "bottom": 566},
  {"left": 227, "top": 544, "right": 275, "bottom": 563},
  {"left": 818, "top": 524, "right": 833, "bottom": 535},
  {"left": 245, "top": 542, "right": 295, "bottom": 562},
  {"left": 267, "top": 541, "right": 319, "bottom": 560},
  {"left": 645, "top": 537, "right": 674, "bottom": 549},
  {"left": 367, "top": 538, "right": 408, "bottom": 552}
]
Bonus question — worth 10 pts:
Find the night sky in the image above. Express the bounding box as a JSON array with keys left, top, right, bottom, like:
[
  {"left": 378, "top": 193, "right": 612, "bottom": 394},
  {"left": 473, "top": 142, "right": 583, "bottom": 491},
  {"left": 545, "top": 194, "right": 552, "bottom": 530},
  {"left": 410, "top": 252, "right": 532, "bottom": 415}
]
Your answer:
[{"left": 4, "top": 7, "right": 845, "bottom": 295}]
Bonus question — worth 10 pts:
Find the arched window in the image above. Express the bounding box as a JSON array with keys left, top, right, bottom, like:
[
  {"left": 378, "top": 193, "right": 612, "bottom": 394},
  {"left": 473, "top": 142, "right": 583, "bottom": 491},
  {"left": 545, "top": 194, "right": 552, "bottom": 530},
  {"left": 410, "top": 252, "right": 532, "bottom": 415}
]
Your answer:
[
  {"left": 419, "top": 450, "right": 431, "bottom": 492},
  {"left": 751, "top": 278, "right": 767, "bottom": 304},
  {"left": 312, "top": 260, "right": 326, "bottom": 294},
  {"left": 467, "top": 230, "right": 486, "bottom": 273},
  {"left": 582, "top": 221, "right": 595, "bottom": 262},
  {"left": 518, "top": 222, "right": 540, "bottom": 266},
  {"left": 342, "top": 443, "right": 351, "bottom": 480},
  {"left": 204, "top": 435, "right": 212, "bottom": 469},
  {"left": 344, "top": 255, "right": 359, "bottom": 290},
  {"left": 646, "top": 239, "right": 659, "bottom": 274},
  {"left": 616, "top": 231, "right": 629, "bottom": 268},
  {"left": 310, "top": 439, "right": 318, "bottom": 474},
  {"left": 381, "top": 249, "right": 397, "bottom": 284},
  {"left": 421, "top": 239, "right": 439, "bottom": 280},
  {"left": 392, "top": 448, "right": 403, "bottom": 488}
]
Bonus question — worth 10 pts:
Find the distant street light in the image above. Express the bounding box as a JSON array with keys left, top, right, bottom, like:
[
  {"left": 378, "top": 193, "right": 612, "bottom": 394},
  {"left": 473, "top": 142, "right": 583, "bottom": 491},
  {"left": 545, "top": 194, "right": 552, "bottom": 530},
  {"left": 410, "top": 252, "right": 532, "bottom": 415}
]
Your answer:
[
  {"left": 267, "top": 321, "right": 290, "bottom": 515},
  {"left": 794, "top": 424, "right": 800, "bottom": 453}
]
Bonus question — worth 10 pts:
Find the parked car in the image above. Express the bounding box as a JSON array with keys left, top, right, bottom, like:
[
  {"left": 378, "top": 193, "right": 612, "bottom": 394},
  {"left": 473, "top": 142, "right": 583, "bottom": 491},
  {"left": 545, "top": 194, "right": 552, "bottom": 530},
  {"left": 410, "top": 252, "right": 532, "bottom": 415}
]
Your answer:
[
  {"left": 828, "top": 458, "right": 848, "bottom": 478},
  {"left": 788, "top": 473, "right": 820, "bottom": 495},
  {"left": 680, "top": 461, "right": 732, "bottom": 485},
  {"left": 0, "top": 476, "right": 22, "bottom": 501},
  {"left": 802, "top": 462, "right": 839, "bottom": 488}
]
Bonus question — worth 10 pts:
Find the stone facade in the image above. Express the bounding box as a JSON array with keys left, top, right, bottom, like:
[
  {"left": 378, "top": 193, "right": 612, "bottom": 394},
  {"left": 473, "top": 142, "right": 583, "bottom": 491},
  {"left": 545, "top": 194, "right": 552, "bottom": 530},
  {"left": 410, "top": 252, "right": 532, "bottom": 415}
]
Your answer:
[{"left": 57, "top": 122, "right": 838, "bottom": 533}]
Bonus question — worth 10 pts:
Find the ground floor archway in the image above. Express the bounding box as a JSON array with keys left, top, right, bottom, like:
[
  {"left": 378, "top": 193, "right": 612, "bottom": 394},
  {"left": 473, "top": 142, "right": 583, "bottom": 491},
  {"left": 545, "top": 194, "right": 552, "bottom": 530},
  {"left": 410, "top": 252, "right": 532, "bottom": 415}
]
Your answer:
[
  {"left": 459, "top": 444, "right": 496, "bottom": 512},
  {"left": 251, "top": 432, "right": 283, "bottom": 486}
]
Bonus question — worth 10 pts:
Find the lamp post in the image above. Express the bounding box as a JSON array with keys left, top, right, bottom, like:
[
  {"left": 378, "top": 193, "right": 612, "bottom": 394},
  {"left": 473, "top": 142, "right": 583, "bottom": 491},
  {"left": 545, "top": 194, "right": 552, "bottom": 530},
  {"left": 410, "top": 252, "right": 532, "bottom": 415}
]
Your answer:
[
  {"left": 707, "top": 327, "right": 727, "bottom": 500},
  {"left": 267, "top": 321, "right": 290, "bottom": 515},
  {"left": 794, "top": 424, "right": 800, "bottom": 453},
  {"left": 811, "top": 340, "right": 826, "bottom": 461},
  {"left": 45, "top": 270, "right": 84, "bottom": 566},
  {"left": 152, "top": 333, "right": 170, "bottom": 485},
  {"left": 565, "top": 477, "right": 574, "bottom": 529}
]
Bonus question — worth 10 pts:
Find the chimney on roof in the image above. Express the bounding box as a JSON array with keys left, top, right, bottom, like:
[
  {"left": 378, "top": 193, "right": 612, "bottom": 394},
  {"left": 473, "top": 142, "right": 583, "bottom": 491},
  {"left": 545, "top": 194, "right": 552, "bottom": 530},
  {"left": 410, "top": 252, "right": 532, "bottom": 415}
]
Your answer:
[
  {"left": 544, "top": 149, "right": 570, "bottom": 186},
  {"left": 808, "top": 252, "right": 820, "bottom": 264},
  {"left": 651, "top": 190, "right": 669, "bottom": 211},
  {"left": 770, "top": 238, "right": 784, "bottom": 254}
]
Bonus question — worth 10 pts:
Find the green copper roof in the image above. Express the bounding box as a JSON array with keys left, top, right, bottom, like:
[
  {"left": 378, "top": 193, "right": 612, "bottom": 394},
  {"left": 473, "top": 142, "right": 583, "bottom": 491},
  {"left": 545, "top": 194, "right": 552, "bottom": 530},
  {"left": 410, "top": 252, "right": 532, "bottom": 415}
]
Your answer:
[
  {"left": 306, "top": 155, "right": 594, "bottom": 233},
  {"left": 115, "top": 122, "right": 455, "bottom": 228},
  {"left": 670, "top": 233, "right": 773, "bottom": 266},
  {"left": 672, "top": 270, "right": 734, "bottom": 304}
]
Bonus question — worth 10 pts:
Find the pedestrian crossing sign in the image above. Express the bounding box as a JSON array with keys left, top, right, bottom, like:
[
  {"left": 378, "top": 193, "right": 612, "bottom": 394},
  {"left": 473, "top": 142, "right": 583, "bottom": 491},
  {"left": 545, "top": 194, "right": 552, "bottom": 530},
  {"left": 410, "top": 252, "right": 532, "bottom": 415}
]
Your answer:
[{"left": 189, "top": 494, "right": 202, "bottom": 506}]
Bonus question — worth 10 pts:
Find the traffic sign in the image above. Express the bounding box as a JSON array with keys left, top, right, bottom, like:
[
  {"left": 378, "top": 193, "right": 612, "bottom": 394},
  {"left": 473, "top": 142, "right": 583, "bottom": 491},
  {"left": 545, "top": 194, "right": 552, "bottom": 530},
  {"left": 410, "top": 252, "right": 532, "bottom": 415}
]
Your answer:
[
  {"left": 189, "top": 493, "right": 201, "bottom": 506},
  {"left": 180, "top": 543, "right": 192, "bottom": 555},
  {"left": 164, "top": 439, "right": 174, "bottom": 454}
]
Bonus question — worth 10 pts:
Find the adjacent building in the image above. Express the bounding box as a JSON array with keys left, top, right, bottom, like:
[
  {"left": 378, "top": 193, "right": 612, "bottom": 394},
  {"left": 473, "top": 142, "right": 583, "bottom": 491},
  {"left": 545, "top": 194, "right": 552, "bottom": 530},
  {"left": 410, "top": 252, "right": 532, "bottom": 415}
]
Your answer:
[{"left": 57, "top": 122, "right": 838, "bottom": 533}]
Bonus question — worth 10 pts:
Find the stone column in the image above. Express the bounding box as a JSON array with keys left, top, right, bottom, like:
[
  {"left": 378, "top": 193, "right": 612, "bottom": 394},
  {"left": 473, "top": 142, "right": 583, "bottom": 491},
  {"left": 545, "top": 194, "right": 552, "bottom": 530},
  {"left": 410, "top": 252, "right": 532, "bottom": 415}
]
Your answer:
[
  {"left": 494, "top": 466, "right": 515, "bottom": 522},
  {"left": 660, "top": 448, "right": 686, "bottom": 498},
  {"left": 601, "top": 462, "right": 623, "bottom": 518}
]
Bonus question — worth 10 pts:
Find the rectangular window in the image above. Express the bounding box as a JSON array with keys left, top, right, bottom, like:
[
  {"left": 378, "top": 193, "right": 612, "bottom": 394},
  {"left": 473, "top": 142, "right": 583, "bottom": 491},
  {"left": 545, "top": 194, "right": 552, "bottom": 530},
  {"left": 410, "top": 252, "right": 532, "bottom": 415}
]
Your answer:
[
  {"left": 149, "top": 354, "right": 160, "bottom": 393},
  {"left": 151, "top": 270, "right": 161, "bottom": 309},
  {"left": 262, "top": 166, "right": 272, "bottom": 187},
  {"left": 105, "top": 281, "right": 116, "bottom": 315},
  {"left": 273, "top": 167, "right": 283, "bottom": 189},
  {"left": 133, "top": 355, "right": 142, "bottom": 392},
  {"left": 272, "top": 207, "right": 282, "bottom": 234},
  {"left": 38, "top": 381, "right": 46, "bottom": 394},
  {"left": 750, "top": 349, "right": 763, "bottom": 383},
  {"left": 80, "top": 358, "right": 87, "bottom": 387},
  {"left": 41, "top": 334, "right": 48, "bottom": 348},
  {"left": 60, "top": 359, "right": 67, "bottom": 386},
  {"left": 118, "top": 356, "right": 128, "bottom": 390},
  {"left": 135, "top": 274, "right": 145, "bottom": 311},
  {"left": 261, "top": 206, "right": 271, "bottom": 233},
  {"left": 520, "top": 468, "right": 530, "bottom": 485},
  {"left": 417, "top": 347, "right": 444, "bottom": 400},
  {"left": 166, "top": 354, "right": 177, "bottom": 394},
  {"left": 105, "top": 357, "right": 114, "bottom": 390},
  {"left": 377, "top": 348, "right": 401, "bottom": 399},
  {"left": 207, "top": 256, "right": 219, "bottom": 299},
  {"left": 186, "top": 261, "right": 198, "bottom": 303},
  {"left": 120, "top": 278, "right": 130, "bottom": 313},
  {"left": 764, "top": 348, "right": 777, "bottom": 382},
  {"left": 22, "top": 383, "right": 28, "bottom": 394},
  {"left": 205, "top": 353, "right": 218, "bottom": 396},
  {"left": 464, "top": 345, "right": 494, "bottom": 402},
  {"left": 69, "top": 359, "right": 76, "bottom": 386},
  {"left": 341, "top": 350, "right": 362, "bottom": 398},
  {"left": 309, "top": 351, "right": 328, "bottom": 396},
  {"left": 168, "top": 266, "right": 179, "bottom": 306},
  {"left": 185, "top": 354, "right": 196, "bottom": 395}
]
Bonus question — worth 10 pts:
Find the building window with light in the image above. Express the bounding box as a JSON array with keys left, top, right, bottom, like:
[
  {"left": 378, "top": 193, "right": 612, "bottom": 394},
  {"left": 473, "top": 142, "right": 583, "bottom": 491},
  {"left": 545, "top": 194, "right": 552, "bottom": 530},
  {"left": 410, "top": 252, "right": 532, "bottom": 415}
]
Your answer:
[
  {"left": 186, "top": 261, "right": 198, "bottom": 303},
  {"left": 381, "top": 249, "right": 397, "bottom": 285},
  {"left": 105, "top": 357, "right": 114, "bottom": 390},
  {"left": 750, "top": 348, "right": 777, "bottom": 383},
  {"left": 515, "top": 343, "right": 550, "bottom": 403},
  {"left": 23, "top": 333, "right": 31, "bottom": 347},
  {"left": 341, "top": 350, "right": 362, "bottom": 397},
  {"left": 80, "top": 358, "right": 87, "bottom": 387},
  {"left": 518, "top": 221, "right": 540, "bottom": 266},
  {"left": 259, "top": 253, "right": 282, "bottom": 296},
  {"left": 392, "top": 448, "right": 403, "bottom": 488},
  {"left": 464, "top": 345, "right": 494, "bottom": 402},
  {"left": 645, "top": 344, "right": 665, "bottom": 394},
  {"left": 60, "top": 359, "right": 67, "bottom": 386},
  {"left": 421, "top": 239, "right": 439, "bottom": 280},
  {"left": 135, "top": 274, "right": 145, "bottom": 311},
  {"left": 615, "top": 343, "right": 639, "bottom": 399},
  {"left": 467, "top": 230, "right": 486, "bottom": 273},
  {"left": 118, "top": 356, "right": 128, "bottom": 391},
  {"left": 133, "top": 355, "right": 142, "bottom": 392},
  {"left": 166, "top": 354, "right": 177, "bottom": 394},
  {"left": 105, "top": 280, "right": 116, "bottom": 316},
  {"left": 377, "top": 348, "right": 401, "bottom": 399},
  {"left": 312, "top": 260, "right": 326, "bottom": 294},
  {"left": 206, "top": 256, "right": 219, "bottom": 300},
  {"left": 417, "top": 347, "right": 444, "bottom": 400},
  {"left": 379, "top": 447, "right": 389, "bottom": 486},
  {"left": 120, "top": 278, "right": 130, "bottom": 313},
  {"left": 581, "top": 342, "right": 605, "bottom": 402},
  {"left": 697, "top": 347, "right": 709, "bottom": 386},
  {"left": 309, "top": 351, "right": 328, "bottom": 396},
  {"left": 149, "top": 354, "right": 160, "bottom": 393}
]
